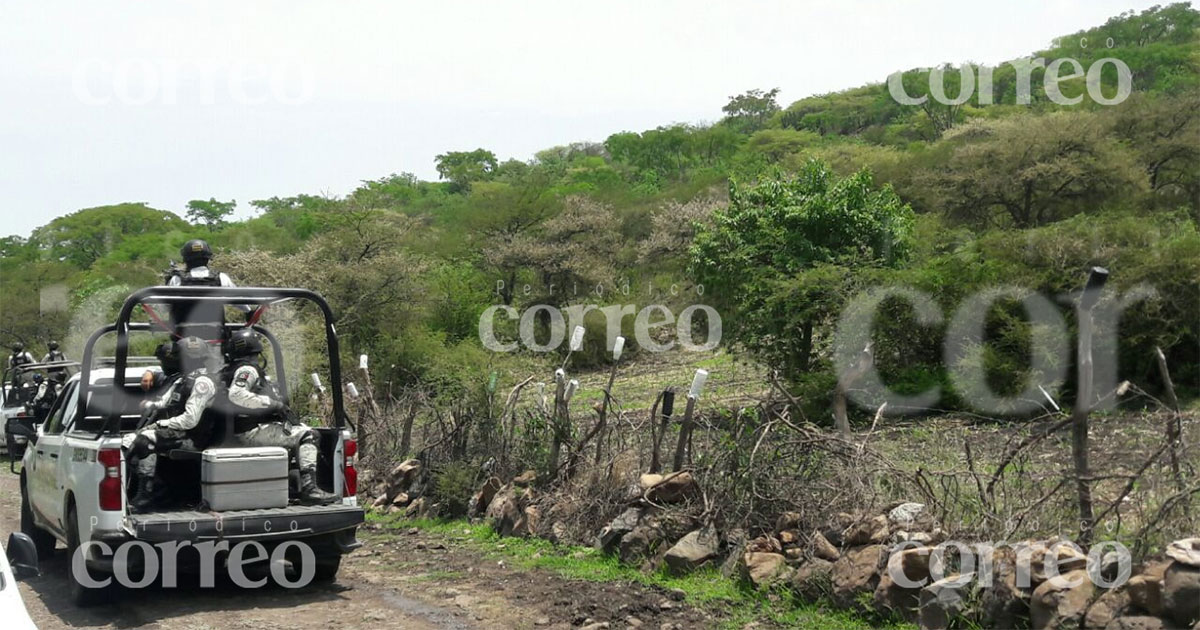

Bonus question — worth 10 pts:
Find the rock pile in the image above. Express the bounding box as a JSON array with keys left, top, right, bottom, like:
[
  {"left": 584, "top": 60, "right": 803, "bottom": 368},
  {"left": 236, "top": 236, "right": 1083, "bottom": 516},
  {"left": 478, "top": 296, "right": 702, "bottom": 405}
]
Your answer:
[{"left": 368, "top": 465, "right": 1199, "bottom": 630}]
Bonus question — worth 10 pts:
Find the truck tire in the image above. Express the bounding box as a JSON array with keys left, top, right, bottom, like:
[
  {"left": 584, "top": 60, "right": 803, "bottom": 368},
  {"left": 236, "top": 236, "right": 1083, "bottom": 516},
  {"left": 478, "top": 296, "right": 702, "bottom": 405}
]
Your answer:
[
  {"left": 19, "top": 475, "right": 56, "bottom": 558},
  {"left": 66, "top": 502, "right": 115, "bottom": 607},
  {"left": 285, "top": 544, "right": 342, "bottom": 583},
  {"left": 313, "top": 554, "right": 342, "bottom": 583}
]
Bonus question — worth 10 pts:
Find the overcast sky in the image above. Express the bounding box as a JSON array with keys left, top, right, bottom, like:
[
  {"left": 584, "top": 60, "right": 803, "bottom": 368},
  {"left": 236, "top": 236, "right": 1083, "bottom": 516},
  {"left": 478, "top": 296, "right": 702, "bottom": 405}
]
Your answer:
[{"left": 0, "top": 0, "right": 1163, "bottom": 239}]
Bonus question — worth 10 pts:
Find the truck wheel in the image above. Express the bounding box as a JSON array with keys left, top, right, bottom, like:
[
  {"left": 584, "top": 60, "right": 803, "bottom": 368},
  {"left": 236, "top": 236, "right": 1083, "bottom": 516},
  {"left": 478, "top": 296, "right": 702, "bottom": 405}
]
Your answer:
[
  {"left": 20, "top": 475, "right": 56, "bottom": 558},
  {"left": 313, "top": 554, "right": 342, "bottom": 583},
  {"left": 66, "top": 502, "right": 115, "bottom": 607},
  {"left": 286, "top": 545, "right": 342, "bottom": 583}
]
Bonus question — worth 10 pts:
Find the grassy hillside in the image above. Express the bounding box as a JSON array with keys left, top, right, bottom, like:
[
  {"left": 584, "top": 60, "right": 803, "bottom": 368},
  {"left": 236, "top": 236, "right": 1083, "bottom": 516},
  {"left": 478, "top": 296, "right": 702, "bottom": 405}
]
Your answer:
[{"left": 1, "top": 3, "right": 1197, "bottom": 424}]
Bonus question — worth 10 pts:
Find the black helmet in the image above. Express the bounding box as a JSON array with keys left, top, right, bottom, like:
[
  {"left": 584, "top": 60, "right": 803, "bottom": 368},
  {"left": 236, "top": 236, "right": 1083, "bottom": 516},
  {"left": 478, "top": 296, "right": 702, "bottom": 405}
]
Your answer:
[
  {"left": 11, "top": 342, "right": 23, "bottom": 352},
  {"left": 226, "top": 328, "right": 263, "bottom": 359},
  {"left": 155, "top": 340, "right": 181, "bottom": 374},
  {"left": 31, "top": 373, "right": 44, "bottom": 384},
  {"left": 51, "top": 370, "right": 67, "bottom": 383},
  {"left": 48, "top": 340, "right": 59, "bottom": 350},
  {"left": 180, "top": 239, "right": 213, "bottom": 267},
  {"left": 176, "top": 336, "right": 212, "bottom": 372}
]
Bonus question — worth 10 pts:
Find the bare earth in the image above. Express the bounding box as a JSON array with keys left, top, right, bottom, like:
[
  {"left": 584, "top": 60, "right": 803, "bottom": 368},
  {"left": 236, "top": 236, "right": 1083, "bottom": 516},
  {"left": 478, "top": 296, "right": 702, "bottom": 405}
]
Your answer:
[{"left": 0, "top": 470, "right": 712, "bottom": 630}]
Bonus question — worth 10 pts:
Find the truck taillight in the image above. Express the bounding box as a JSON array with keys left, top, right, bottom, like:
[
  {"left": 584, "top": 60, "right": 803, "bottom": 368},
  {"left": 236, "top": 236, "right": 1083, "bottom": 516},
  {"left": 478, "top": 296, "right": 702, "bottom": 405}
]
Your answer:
[
  {"left": 343, "top": 438, "right": 358, "bottom": 497},
  {"left": 98, "top": 448, "right": 123, "bottom": 511}
]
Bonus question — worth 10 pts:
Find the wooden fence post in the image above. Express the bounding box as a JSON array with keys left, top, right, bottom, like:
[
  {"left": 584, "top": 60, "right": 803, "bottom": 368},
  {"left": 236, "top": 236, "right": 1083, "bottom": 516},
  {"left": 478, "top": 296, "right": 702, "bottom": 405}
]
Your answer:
[{"left": 1072, "top": 266, "right": 1107, "bottom": 544}]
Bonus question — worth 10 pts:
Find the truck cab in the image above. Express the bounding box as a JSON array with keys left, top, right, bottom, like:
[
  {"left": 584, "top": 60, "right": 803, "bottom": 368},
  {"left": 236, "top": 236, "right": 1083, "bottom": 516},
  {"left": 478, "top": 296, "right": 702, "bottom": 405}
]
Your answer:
[{"left": 15, "top": 286, "right": 365, "bottom": 605}]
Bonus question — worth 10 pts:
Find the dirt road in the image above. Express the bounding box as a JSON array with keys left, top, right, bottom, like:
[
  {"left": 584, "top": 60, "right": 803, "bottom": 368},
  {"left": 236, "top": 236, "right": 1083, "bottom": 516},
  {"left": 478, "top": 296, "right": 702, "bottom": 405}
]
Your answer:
[{"left": 0, "top": 469, "right": 713, "bottom": 630}]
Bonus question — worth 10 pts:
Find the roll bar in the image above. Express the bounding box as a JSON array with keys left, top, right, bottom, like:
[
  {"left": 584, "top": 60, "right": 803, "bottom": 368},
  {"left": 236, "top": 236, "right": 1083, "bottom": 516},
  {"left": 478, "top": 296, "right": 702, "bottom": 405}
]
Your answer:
[{"left": 85, "top": 286, "right": 345, "bottom": 435}]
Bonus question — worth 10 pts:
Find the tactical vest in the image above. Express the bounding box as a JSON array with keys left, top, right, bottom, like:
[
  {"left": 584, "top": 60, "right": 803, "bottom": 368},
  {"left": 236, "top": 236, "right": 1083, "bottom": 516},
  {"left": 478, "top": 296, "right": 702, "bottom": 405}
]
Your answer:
[
  {"left": 163, "top": 371, "right": 218, "bottom": 444},
  {"left": 46, "top": 350, "right": 65, "bottom": 362},
  {"left": 168, "top": 267, "right": 227, "bottom": 342},
  {"left": 221, "top": 361, "right": 278, "bottom": 433}
]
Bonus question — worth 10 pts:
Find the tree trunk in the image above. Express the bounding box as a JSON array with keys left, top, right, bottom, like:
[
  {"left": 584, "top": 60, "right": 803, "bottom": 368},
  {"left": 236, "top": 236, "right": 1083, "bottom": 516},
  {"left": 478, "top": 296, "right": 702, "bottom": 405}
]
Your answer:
[
  {"left": 798, "top": 320, "right": 813, "bottom": 372},
  {"left": 398, "top": 399, "right": 419, "bottom": 458},
  {"left": 834, "top": 343, "right": 873, "bottom": 437},
  {"left": 1155, "top": 346, "right": 1184, "bottom": 489}
]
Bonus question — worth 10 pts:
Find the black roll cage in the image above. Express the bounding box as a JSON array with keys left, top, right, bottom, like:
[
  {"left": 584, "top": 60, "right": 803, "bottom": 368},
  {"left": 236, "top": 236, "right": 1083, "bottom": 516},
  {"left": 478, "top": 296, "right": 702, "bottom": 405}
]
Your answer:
[
  {"left": 3, "top": 361, "right": 81, "bottom": 407},
  {"left": 78, "top": 286, "right": 346, "bottom": 436}
]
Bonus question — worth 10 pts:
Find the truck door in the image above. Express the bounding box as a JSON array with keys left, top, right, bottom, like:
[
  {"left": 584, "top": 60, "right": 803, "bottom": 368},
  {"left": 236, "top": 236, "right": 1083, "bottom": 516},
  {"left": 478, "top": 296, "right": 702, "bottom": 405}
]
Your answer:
[{"left": 30, "top": 381, "right": 76, "bottom": 531}]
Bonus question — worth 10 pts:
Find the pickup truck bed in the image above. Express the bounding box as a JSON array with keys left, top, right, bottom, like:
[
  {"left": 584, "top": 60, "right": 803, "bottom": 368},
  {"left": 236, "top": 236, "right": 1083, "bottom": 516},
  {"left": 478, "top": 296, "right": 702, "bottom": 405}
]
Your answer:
[{"left": 126, "top": 504, "right": 364, "bottom": 544}]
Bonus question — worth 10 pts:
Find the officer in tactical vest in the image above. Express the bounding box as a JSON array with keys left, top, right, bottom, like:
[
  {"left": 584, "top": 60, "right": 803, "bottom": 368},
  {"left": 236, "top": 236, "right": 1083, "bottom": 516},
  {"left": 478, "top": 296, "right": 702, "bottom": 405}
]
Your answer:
[
  {"left": 42, "top": 340, "right": 68, "bottom": 381},
  {"left": 41, "top": 340, "right": 65, "bottom": 363},
  {"left": 127, "top": 336, "right": 220, "bottom": 512},
  {"left": 8, "top": 342, "right": 34, "bottom": 368},
  {"left": 29, "top": 373, "right": 58, "bottom": 422},
  {"left": 221, "top": 328, "right": 337, "bottom": 505},
  {"left": 166, "top": 239, "right": 242, "bottom": 341},
  {"left": 8, "top": 342, "right": 34, "bottom": 391}
]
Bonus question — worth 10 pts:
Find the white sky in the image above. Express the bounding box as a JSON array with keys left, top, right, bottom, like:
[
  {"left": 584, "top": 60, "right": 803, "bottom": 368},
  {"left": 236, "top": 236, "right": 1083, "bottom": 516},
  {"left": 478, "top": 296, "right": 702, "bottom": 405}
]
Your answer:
[{"left": 0, "top": 0, "right": 1164, "bottom": 238}]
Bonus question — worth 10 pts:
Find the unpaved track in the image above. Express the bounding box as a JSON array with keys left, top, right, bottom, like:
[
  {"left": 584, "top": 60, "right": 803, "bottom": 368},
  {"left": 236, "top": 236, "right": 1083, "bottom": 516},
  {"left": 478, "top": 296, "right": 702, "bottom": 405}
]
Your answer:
[{"left": 0, "top": 467, "right": 713, "bottom": 630}]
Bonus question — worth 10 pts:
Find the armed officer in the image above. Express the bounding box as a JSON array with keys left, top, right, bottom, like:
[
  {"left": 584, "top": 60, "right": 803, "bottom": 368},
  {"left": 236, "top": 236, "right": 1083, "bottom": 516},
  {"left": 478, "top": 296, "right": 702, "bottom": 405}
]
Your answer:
[
  {"left": 8, "top": 342, "right": 34, "bottom": 391},
  {"left": 221, "top": 328, "right": 337, "bottom": 505},
  {"left": 127, "top": 336, "right": 220, "bottom": 511},
  {"left": 41, "top": 340, "right": 65, "bottom": 363},
  {"left": 165, "top": 239, "right": 245, "bottom": 341},
  {"left": 42, "top": 340, "right": 68, "bottom": 381},
  {"left": 29, "top": 373, "right": 58, "bottom": 422}
]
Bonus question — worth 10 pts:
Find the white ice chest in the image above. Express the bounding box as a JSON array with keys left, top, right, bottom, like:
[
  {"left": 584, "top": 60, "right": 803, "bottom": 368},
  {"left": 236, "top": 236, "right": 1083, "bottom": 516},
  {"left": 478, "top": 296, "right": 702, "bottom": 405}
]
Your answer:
[{"left": 201, "top": 447, "right": 290, "bottom": 511}]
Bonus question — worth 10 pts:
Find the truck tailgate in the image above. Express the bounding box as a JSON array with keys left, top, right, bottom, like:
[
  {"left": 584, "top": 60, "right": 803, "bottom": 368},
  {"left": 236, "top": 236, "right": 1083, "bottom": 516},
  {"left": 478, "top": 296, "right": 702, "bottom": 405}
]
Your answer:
[{"left": 125, "top": 504, "right": 364, "bottom": 543}]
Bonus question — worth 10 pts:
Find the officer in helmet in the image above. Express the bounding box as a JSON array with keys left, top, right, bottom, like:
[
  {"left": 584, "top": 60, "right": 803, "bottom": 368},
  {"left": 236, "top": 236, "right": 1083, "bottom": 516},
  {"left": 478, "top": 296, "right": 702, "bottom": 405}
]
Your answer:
[
  {"left": 29, "top": 373, "right": 58, "bottom": 422},
  {"left": 126, "top": 336, "right": 220, "bottom": 512},
  {"left": 42, "top": 340, "right": 68, "bottom": 381},
  {"left": 165, "top": 239, "right": 245, "bottom": 341},
  {"left": 41, "top": 340, "right": 66, "bottom": 363},
  {"left": 167, "top": 239, "right": 236, "bottom": 288},
  {"left": 8, "top": 342, "right": 34, "bottom": 390},
  {"left": 221, "top": 328, "right": 336, "bottom": 505},
  {"left": 8, "top": 342, "right": 34, "bottom": 368}
]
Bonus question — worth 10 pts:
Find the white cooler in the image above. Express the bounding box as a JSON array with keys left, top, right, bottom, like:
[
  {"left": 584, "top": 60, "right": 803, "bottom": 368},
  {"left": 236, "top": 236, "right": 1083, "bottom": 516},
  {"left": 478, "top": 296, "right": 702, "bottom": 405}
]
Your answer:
[{"left": 201, "top": 447, "right": 290, "bottom": 511}]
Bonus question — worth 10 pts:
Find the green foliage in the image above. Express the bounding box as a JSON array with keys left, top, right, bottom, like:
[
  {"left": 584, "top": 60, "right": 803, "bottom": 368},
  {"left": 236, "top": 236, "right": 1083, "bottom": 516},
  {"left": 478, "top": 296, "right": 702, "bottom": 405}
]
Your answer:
[
  {"left": 185, "top": 197, "right": 236, "bottom": 231},
  {"left": 923, "top": 111, "right": 1147, "bottom": 228},
  {"left": 428, "top": 461, "right": 478, "bottom": 517},
  {"left": 435, "top": 148, "right": 499, "bottom": 193},
  {"left": 31, "top": 203, "right": 189, "bottom": 268},
  {"left": 721, "top": 88, "right": 782, "bottom": 134},
  {"left": 2, "top": 3, "right": 1197, "bottom": 421},
  {"left": 692, "top": 160, "right": 915, "bottom": 377}
]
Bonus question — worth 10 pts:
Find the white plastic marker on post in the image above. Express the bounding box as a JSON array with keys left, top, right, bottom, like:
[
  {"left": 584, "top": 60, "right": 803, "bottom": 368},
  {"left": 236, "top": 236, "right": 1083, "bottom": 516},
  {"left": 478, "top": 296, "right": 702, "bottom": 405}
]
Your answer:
[
  {"left": 311, "top": 372, "right": 326, "bottom": 395},
  {"left": 554, "top": 368, "right": 566, "bottom": 384},
  {"left": 570, "top": 326, "right": 585, "bottom": 352},
  {"left": 359, "top": 354, "right": 369, "bottom": 370},
  {"left": 346, "top": 383, "right": 360, "bottom": 399},
  {"left": 564, "top": 379, "right": 579, "bottom": 402},
  {"left": 689, "top": 369, "right": 708, "bottom": 400},
  {"left": 612, "top": 336, "right": 625, "bottom": 362}
]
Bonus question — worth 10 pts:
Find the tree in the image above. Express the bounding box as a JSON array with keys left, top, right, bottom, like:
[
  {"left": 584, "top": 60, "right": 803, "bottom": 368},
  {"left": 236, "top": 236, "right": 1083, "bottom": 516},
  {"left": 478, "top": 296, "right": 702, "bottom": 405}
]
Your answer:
[
  {"left": 186, "top": 198, "right": 236, "bottom": 231},
  {"left": 721, "top": 88, "right": 781, "bottom": 134},
  {"left": 691, "top": 160, "right": 915, "bottom": 377},
  {"left": 923, "top": 112, "right": 1147, "bottom": 228},
  {"left": 31, "top": 203, "right": 189, "bottom": 268},
  {"left": 1108, "top": 90, "right": 1200, "bottom": 215},
  {"left": 468, "top": 180, "right": 559, "bottom": 305},
  {"left": 435, "top": 149, "right": 499, "bottom": 193}
]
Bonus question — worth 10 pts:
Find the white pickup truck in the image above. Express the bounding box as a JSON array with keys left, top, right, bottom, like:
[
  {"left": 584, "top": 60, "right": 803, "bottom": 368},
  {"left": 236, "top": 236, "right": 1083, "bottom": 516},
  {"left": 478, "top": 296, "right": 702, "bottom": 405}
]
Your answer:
[{"left": 13, "top": 286, "right": 366, "bottom": 606}]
